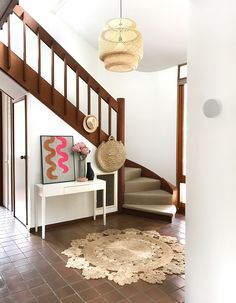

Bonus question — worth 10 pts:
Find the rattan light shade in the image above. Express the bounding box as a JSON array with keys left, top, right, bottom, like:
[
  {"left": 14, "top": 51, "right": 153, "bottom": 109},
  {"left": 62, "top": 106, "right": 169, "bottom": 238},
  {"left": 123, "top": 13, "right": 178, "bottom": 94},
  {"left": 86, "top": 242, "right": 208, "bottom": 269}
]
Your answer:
[{"left": 99, "top": 18, "right": 143, "bottom": 72}]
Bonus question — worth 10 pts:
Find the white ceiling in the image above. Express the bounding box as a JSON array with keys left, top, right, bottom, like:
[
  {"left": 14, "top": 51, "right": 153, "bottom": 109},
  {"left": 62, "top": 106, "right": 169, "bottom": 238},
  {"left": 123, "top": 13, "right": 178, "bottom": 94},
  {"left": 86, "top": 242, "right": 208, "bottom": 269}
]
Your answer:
[{"left": 22, "top": 0, "right": 189, "bottom": 72}]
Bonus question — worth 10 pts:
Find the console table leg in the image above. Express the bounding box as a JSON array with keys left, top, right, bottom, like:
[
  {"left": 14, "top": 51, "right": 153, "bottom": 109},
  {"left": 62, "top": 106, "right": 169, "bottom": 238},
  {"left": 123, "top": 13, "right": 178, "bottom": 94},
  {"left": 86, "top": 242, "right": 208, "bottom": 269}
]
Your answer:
[
  {"left": 103, "top": 188, "right": 106, "bottom": 225},
  {"left": 93, "top": 190, "right": 96, "bottom": 221},
  {"left": 34, "top": 186, "right": 38, "bottom": 232},
  {"left": 42, "top": 194, "right": 46, "bottom": 240}
]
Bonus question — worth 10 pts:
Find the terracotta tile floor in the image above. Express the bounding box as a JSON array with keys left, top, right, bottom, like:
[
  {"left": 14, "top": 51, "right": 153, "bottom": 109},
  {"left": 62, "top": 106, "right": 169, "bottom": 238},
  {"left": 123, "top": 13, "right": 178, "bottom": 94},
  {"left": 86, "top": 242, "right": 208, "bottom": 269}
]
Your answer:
[{"left": 0, "top": 207, "right": 185, "bottom": 303}]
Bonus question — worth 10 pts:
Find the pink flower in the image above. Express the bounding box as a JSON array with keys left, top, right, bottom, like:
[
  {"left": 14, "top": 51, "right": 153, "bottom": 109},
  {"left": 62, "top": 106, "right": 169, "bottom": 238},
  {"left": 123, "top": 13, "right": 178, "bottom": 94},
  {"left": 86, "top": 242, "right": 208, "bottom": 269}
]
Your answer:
[
  {"left": 81, "top": 147, "right": 90, "bottom": 155},
  {"left": 72, "top": 142, "right": 90, "bottom": 158},
  {"left": 71, "top": 144, "right": 80, "bottom": 152},
  {"left": 78, "top": 142, "right": 86, "bottom": 149}
]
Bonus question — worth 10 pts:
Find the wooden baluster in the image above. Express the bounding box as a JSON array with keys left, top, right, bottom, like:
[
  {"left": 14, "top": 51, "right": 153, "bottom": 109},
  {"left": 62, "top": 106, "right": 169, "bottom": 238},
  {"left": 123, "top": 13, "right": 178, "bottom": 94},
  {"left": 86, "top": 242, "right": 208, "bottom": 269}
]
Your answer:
[
  {"left": 108, "top": 98, "right": 112, "bottom": 136},
  {"left": 76, "top": 67, "right": 80, "bottom": 124},
  {"left": 23, "top": 13, "right": 26, "bottom": 81},
  {"left": 37, "top": 28, "right": 41, "bottom": 94},
  {"left": 7, "top": 16, "right": 11, "bottom": 69},
  {"left": 64, "top": 55, "right": 67, "bottom": 115},
  {"left": 98, "top": 93, "right": 101, "bottom": 144},
  {"left": 117, "top": 98, "right": 125, "bottom": 212},
  {"left": 117, "top": 98, "right": 125, "bottom": 142},
  {"left": 87, "top": 82, "right": 91, "bottom": 115},
  {"left": 51, "top": 44, "right": 54, "bottom": 105}
]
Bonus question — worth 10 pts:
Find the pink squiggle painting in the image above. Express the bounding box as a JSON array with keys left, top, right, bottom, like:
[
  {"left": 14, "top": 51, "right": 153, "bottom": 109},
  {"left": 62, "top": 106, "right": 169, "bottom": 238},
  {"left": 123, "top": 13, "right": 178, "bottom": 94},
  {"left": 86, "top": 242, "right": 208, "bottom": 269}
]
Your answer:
[{"left": 56, "top": 136, "right": 69, "bottom": 174}]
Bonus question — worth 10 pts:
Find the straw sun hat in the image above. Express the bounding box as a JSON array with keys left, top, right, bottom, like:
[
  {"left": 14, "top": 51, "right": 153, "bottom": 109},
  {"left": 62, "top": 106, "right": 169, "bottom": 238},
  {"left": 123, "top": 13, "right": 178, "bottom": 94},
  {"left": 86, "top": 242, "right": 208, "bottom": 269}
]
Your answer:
[{"left": 83, "top": 115, "right": 98, "bottom": 133}]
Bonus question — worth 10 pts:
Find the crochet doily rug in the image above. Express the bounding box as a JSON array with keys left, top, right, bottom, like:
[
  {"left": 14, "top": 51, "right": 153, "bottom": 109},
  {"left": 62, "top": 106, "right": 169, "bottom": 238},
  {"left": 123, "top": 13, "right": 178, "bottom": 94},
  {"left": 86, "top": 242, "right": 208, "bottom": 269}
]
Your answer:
[{"left": 61, "top": 228, "right": 185, "bottom": 286}]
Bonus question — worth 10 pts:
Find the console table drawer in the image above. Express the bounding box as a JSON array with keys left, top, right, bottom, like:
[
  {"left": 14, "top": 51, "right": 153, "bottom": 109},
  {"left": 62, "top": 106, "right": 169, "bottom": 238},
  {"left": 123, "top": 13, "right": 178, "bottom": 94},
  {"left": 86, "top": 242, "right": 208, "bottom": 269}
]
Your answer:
[
  {"left": 63, "top": 183, "right": 105, "bottom": 195},
  {"left": 63, "top": 186, "right": 83, "bottom": 194},
  {"left": 43, "top": 187, "right": 64, "bottom": 197}
]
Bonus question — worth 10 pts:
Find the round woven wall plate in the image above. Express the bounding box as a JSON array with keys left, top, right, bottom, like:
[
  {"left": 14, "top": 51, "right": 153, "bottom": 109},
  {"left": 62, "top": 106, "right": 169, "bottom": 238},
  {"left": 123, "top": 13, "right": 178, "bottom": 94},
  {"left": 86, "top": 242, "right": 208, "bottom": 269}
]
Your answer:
[{"left": 96, "top": 136, "right": 126, "bottom": 172}]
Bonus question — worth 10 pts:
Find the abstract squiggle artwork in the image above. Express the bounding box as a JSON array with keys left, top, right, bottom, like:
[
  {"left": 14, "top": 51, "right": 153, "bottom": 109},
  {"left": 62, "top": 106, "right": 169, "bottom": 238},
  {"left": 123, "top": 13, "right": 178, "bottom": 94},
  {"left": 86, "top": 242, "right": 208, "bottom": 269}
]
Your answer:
[
  {"left": 40, "top": 136, "right": 75, "bottom": 184},
  {"left": 56, "top": 136, "right": 69, "bottom": 174}
]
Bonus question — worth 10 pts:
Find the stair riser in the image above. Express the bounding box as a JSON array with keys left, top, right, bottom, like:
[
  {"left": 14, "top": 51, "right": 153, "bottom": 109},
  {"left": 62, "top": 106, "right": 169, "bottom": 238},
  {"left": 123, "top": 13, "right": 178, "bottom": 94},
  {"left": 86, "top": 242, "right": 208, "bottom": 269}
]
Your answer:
[
  {"left": 124, "top": 194, "right": 172, "bottom": 206},
  {"left": 125, "top": 169, "right": 142, "bottom": 181},
  {"left": 123, "top": 208, "right": 173, "bottom": 223},
  {"left": 125, "top": 181, "right": 161, "bottom": 193},
  {"left": 123, "top": 204, "right": 176, "bottom": 217}
]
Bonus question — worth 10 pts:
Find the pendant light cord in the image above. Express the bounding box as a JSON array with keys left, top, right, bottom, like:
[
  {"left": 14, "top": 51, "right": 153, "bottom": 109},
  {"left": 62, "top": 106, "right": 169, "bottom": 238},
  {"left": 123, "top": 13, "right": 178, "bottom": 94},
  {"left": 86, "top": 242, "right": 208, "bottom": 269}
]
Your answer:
[
  {"left": 120, "top": 0, "right": 123, "bottom": 19},
  {"left": 119, "top": 0, "right": 123, "bottom": 41}
]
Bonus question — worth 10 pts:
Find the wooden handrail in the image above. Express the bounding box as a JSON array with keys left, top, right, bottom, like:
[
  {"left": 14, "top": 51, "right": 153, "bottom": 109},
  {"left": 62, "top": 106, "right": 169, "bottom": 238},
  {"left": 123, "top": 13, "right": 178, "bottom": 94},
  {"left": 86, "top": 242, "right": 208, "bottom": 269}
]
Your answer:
[{"left": 13, "top": 5, "right": 118, "bottom": 113}]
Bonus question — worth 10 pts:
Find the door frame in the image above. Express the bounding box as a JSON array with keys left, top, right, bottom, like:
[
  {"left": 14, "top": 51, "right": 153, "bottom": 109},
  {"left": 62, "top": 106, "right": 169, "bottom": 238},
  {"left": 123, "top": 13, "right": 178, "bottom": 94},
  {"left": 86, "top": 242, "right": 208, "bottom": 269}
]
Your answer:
[
  {"left": 176, "top": 64, "right": 187, "bottom": 212},
  {"left": 12, "top": 95, "right": 28, "bottom": 225},
  {"left": 1, "top": 89, "right": 14, "bottom": 210}
]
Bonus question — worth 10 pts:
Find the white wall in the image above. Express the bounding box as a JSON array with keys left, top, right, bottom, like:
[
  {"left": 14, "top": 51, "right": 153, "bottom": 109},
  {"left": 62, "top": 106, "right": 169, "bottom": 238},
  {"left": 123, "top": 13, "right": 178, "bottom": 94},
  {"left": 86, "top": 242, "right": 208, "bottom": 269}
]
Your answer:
[
  {"left": 99, "top": 66, "right": 178, "bottom": 184},
  {"left": 19, "top": 0, "right": 99, "bottom": 78},
  {"left": 0, "top": 73, "right": 117, "bottom": 228},
  {"left": 28, "top": 96, "right": 97, "bottom": 228},
  {"left": 28, "top": 95, "right": 117, "bottom": 228},
  {"left": 186, "top": 0, "right": 236, "bottom": 302}
]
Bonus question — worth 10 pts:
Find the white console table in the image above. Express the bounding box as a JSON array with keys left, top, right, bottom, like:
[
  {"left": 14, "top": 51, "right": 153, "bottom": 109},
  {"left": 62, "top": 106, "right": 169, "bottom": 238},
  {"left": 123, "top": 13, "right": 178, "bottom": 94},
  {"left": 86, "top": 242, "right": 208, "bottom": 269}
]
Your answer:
[{"left": 34, "top": 179, "right": 106, "bottom": 239}]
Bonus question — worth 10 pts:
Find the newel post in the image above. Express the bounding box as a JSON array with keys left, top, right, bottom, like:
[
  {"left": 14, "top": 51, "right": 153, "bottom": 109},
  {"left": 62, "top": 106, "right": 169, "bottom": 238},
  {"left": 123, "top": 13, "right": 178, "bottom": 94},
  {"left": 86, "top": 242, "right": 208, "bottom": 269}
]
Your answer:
[{"left": 117, "top": 98, "right": 125, "bottom": 212}]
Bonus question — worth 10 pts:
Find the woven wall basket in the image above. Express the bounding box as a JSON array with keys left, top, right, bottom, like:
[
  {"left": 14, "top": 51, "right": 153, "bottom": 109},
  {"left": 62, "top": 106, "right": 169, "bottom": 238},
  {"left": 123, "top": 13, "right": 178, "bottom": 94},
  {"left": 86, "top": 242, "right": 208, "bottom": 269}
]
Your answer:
[{"left": 96, "top": 136, "right": 126, "bottom": 172}]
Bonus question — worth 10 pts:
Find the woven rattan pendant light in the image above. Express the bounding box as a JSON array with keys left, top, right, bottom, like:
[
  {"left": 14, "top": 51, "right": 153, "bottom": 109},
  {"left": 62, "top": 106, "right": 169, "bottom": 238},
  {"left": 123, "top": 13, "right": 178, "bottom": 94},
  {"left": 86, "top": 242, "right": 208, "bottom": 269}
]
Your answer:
[{"left": 99, "top": 0, "right": 143, "bottom": 72}]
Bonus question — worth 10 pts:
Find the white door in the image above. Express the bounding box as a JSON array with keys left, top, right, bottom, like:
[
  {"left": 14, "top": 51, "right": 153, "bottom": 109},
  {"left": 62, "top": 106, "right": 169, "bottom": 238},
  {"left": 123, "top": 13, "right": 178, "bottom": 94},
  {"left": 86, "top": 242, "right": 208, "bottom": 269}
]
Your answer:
[
  {"left": 13, "top": 96, "right": 28, "bottom": 225},
  {"left": 2, "top": 94, "right": 12, "bottom": 211}
]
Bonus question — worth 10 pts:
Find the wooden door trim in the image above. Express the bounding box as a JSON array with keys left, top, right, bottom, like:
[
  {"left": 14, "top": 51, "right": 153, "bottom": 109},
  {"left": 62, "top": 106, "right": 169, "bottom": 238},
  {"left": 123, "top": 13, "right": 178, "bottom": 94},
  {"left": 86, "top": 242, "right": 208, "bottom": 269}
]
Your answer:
[
  {"left": 176, "top": 64, "right": 187, "bottom": 210},
  {"left": 12, "top": 95, "right": 28, "bottom": 225}
]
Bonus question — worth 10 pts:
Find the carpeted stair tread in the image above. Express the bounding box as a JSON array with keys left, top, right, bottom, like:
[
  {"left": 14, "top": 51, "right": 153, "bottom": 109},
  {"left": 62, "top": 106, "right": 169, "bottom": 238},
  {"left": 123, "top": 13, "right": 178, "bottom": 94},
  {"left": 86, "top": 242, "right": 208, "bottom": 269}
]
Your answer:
[
  {"left": 124, "top": 166, "right": 175, "bottom": 221},
  {"left": 125, "top": 167, "right": 142, "bottom": 181},
  {"left": 124, "top": 189, "right": 172, "bottom": 205},
  {"left": 125, "top": 177, "right": 161, "bottom": 193},
  {"left": 123, "top": 204, "right": 176, "bottom": 217}
]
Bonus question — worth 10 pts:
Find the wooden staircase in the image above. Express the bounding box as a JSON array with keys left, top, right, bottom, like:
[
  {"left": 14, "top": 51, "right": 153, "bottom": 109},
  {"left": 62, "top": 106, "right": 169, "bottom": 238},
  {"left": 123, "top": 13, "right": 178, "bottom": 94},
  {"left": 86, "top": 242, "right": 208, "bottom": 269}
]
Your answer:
[
  {"left": 123, "top": 160, "right": 177, "bottom": 222},
  {"left": 0, "top": 4, "right": 125, "bottom": 210},
  {"left": 0, "top": 5, "right": 124, "bottom": 147},
  {"left": 0, "top": 5, "right": 176, "bottom": 221}
]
